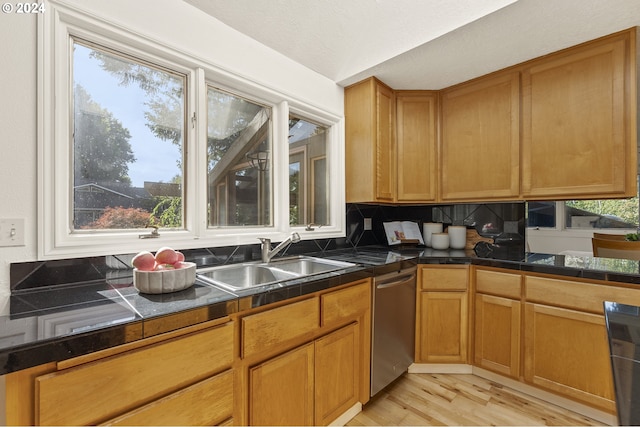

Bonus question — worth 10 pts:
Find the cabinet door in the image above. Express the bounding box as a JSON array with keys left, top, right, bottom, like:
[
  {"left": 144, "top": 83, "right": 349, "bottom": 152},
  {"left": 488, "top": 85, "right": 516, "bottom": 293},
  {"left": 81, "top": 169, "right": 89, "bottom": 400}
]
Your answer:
[
  {"left": 396, "top": 92, "right": 437, "bottom": 202},
  {"left": 475, "top": 294, "right": 521, "bottom": 378},
  {"left": 375, "top": 82, "right": 396, "bottom": 202},
  {"left": 315, "top": 324, "right": 359, "bottom": 426},
  {"left": 344, "top": 77, "right": 395, "bottom": 203},
  {"left": 440, "top": 71, "right": 520, "bottom": 201},
  {"left": 522, "top": 32, "right": 636, "bottom": 199},
  {"left": 249, "top": 343, "right": 314, "bottom": 426},
  {"left": 523, "top": 303, "right": 615, "bottom": 412},
  {"left": 417, "top": 291, "right": 468, "bottom": 363}
]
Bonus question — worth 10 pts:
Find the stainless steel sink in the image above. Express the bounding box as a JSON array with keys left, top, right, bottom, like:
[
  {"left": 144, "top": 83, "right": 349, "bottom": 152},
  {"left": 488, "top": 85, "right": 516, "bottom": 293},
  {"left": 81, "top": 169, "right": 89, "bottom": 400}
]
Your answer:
[
  {"left": 197, "top": 264, "right": 298, "bottom": 290},
  {"left": 196, "top": 256, "right": 355, "bottom": 291},
  {"left": 268, "top": 256, "right": 355, "bottom": 275}
]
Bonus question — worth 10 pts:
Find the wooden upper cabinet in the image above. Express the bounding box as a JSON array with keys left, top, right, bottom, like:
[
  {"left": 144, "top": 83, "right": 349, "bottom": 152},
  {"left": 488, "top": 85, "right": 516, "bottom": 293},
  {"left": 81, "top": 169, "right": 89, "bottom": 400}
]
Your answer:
[
  {"left": 440, "top": 71, "right": 520, "bottom": 201},
  {"left": 522, "top": 29, "right": 637, "bottom": 199},
  {"left": 396, "top": 91, "right": 438, "bottom": 202},
  {"left": 345, "top": 77, "right": 396, "bottom": 203}
]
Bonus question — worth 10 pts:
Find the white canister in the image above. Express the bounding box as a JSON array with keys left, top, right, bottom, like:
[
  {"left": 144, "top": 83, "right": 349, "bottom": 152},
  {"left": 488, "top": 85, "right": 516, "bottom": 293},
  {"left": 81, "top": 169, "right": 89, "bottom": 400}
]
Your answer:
[
  {"left": 448, "top": 226, "right": 467, "bottom": 250},
  {"left": 431, "top": 232, "right": 450, "bottom": 250},
  {"left": 423, "top": 222, "right": 443, "bottom": 247}
]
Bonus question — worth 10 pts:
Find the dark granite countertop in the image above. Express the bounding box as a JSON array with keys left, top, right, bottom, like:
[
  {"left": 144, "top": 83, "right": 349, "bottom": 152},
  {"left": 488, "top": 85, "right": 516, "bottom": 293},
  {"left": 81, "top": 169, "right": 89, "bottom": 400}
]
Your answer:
[{"left": 4, "top": 246, "right": 640, "bottom": 375}]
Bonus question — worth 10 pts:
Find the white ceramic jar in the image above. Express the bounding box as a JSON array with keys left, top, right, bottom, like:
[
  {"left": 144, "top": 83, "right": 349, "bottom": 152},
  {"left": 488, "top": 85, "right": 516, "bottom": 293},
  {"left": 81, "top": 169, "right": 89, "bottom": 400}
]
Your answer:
[
  {"left": 448, "top": 226, "right": 467, "bottom": 249},
  {"left": 423, "top": 222, "right": 443, "bottom": 247},
  {"left": 431, "top": 232, "right": 450, "bottom": 250}
]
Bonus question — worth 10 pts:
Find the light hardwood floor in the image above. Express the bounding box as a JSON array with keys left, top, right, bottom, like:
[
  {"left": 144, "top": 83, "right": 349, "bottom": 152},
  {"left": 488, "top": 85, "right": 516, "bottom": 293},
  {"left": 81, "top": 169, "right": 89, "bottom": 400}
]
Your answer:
[{"left": 347, "top": 373, "right": 606, "bottom": 426}]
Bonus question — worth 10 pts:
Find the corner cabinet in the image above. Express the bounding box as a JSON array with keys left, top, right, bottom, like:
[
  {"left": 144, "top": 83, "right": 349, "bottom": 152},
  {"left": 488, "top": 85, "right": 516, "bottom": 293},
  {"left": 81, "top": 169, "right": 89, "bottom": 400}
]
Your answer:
[
  {"left": 345, "top": 77, "right": 395, "bottom": 203},
  {"left": 521, "top": 29, "right": 637, "bottom": 199},
  {"left": 415, "top": 265, "right": 469, "bottom": 363},
  {"left": 440, "top": 71, "right": 520, "bottom": 202}
]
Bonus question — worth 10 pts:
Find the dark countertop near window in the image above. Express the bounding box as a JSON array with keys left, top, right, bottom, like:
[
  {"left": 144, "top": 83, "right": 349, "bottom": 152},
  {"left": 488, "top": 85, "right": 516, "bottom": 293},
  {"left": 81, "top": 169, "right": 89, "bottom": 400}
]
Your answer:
[{"left": 3, "top": 245, "right": 640, "bottom": 375}]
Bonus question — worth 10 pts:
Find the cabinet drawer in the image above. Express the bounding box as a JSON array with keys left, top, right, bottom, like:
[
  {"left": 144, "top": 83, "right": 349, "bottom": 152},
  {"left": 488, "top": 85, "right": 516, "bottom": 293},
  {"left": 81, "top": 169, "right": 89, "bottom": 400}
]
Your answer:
[
  {"left": 475, "top": 268, "right": 522, "bottom": 299},
  {"left": 420, "top": 266, "right": 468, "bottom": 290},
  {"left": 242, "top": 297, "right": 319, "bottom": 358},
  {"left": 37, "top": 322, "right": 234, "bottom": 426},
  {"left": 103, "top": 369, "right": 233, "bottom": 426},
  {"left": 321, "top": 280, "right": 371, "bottom": 326},
  {"left": 525, "top": 275, "right": 640, "bottom": 314}
]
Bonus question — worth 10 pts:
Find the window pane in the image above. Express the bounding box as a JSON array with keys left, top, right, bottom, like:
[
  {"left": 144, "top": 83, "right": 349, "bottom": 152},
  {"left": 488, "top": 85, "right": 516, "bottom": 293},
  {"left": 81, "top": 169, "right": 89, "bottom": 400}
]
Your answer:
[
  {"left": 565, "top": 199, "right": 639, "bottom": 229},
  {"left": 527, "top": 201, "right": 556, "bottom": 228},
  {"left": 207, "top": 87, "right": 272, "bottom": 227},
  {"left": 72, "top": 41, "right": 185, "bottom": 231},
  {"left": 288, "top": 116, "right": 329, "bottom": 226}
]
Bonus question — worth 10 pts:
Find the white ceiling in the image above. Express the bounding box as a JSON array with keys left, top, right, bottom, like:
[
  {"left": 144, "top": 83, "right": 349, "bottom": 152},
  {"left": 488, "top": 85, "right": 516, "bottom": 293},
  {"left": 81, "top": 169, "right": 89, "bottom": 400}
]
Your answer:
[{"left": 184, "top": 0, "right": 640, "bottom": 90}]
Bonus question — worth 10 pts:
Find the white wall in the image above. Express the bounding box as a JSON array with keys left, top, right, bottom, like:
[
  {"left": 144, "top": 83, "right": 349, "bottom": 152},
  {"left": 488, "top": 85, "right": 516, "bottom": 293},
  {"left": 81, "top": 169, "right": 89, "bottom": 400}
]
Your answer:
[
  {"left": 0, "top": 0, "right": 343, "bottom": 311},
  {"left": 0, "top": 12, "right": 38, "bottom": 312}
]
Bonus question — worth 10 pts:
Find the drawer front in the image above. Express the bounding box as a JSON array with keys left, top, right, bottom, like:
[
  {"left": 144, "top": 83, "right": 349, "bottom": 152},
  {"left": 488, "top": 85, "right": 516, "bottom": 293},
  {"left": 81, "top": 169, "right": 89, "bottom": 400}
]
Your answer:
[
  {"left": 37, "top": 322, "right": 234, "bottom": 426},
  {"left": 475, "top": 268, "right": 522, "bottom": 299},
  {"left": 104, "top": 370, "right": 234, "bottom": 426},
  {"left": 321, "top": 280, "right": 371, "bottom": 326},
  {"left": 525, "top": 275, "right": 640, "bottom": 314},
  {"left": 242, "top": 297, "right": 319, "bottom": 358},
  {"left": 420, "top": 265, "right": 468, "bottom": 291}
]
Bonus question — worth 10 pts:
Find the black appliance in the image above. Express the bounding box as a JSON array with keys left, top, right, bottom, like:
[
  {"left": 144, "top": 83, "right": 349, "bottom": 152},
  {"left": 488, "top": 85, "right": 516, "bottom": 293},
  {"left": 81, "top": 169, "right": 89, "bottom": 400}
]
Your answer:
[{"left": 604, "top": 301, "right": 640, "bottom": 425}]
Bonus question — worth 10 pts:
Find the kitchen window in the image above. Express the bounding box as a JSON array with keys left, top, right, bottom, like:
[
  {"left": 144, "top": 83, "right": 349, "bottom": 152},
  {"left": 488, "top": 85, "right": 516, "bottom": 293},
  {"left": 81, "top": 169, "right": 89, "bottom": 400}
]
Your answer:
[
  {"left": 527, "top": 199, "right": 639, "bottom": 230},
  {"left": 527, "top": 175, "right": 640, "bottom": 231},
  {"left": 71, "top": 40, "right": 186, "bottom": 231},
  {"left": 207, "top": 87, "right": 272, "bottom": 227},
  {"left": 38, "top": 3, "right": 344, "bottom": 259},
  {"left": 288, "top": 115, "right": 329, "bottom": 227}
]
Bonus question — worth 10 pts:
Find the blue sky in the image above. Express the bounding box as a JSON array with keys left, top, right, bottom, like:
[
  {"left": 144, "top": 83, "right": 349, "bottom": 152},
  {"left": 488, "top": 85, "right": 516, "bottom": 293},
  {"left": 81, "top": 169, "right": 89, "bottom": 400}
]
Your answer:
[{"left": 73, "top": 43, "right": 182, "bottom": 188}]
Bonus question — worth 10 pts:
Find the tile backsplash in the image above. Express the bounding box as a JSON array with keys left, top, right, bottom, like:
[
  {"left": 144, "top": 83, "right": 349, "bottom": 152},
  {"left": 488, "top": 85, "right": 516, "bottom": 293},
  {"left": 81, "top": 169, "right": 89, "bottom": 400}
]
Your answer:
[
  {"left": 345, "top": 202, "right": 525, "bottom": 247},
  {"left": 11, "top": 202, "right": 525, "bottom": 293}
]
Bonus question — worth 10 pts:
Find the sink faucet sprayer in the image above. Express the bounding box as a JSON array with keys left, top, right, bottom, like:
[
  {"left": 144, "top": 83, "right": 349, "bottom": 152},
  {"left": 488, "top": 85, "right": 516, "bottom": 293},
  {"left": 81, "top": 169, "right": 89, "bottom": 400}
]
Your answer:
[{"left": 258, "top": 232, "right": 301, "bottom": 263}]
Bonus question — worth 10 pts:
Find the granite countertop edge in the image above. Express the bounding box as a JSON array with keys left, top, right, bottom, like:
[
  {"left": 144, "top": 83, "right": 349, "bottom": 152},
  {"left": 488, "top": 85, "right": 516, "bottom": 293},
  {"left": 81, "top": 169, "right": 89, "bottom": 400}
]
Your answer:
[{"left": 4, "top": 247, "right": 640, "bottom": 375}]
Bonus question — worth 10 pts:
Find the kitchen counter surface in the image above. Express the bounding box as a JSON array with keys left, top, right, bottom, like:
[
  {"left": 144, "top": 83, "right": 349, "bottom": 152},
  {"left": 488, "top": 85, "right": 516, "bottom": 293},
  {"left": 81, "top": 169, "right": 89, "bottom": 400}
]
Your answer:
[{"left": 4, "top": 245, "right": 640, "bottom": 375}]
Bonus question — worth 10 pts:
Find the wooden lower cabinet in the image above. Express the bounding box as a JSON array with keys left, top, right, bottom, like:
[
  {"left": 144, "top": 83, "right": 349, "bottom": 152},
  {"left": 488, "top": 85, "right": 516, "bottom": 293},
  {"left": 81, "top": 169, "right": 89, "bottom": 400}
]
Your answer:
[
  {"left": 473, "top": 268, "right": 522, "bottom": 378},
  {"left": 249, "top": 343, "right": 315, "bottom": 426},
  {"left": 474, "top": 293, "right": 521, "bottom": 378},
  {"left": 523, "top": 302, "right": 615, "bottom": 412},
  {"left": 248, "top": 323, "right": 360, "bottom": 426},
  {"left": 35, "top": 320, "right": 234, "bottom": 426},
  {"left": 240, "top": 279, "right": 371, "bottom": 426},
  {"left": 315, "top": 324, "right": 359, "bottom": 425},
  {"left": 249, "top": 324, "right": 359, "bottom": 426},
  {"left": 416, "top": 265, "right": 469, "bottom": 363},
  {"left": 418, "top": 291, "right": 468, "bottom": 362}
]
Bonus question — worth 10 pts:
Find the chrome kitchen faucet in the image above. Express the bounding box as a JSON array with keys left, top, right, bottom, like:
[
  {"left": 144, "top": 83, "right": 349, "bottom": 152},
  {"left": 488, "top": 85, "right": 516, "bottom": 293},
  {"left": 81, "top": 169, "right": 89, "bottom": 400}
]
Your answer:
[{"left": 258, "top": 232, "right": 301, "bottom": 263}]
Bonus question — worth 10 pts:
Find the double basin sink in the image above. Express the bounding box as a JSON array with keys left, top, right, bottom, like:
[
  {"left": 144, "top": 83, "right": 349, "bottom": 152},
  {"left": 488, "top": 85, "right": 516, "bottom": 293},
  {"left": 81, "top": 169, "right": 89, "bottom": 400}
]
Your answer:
[{"left": 196, "top": 256, "right": 356, "bottom": 291}]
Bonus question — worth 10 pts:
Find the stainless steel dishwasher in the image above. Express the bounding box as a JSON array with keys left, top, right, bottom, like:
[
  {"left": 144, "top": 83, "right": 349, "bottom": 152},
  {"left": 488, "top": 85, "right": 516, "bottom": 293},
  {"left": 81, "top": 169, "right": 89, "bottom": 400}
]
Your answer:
[{"left": 371, "top": 265, "right": 417, "bottom": 396}]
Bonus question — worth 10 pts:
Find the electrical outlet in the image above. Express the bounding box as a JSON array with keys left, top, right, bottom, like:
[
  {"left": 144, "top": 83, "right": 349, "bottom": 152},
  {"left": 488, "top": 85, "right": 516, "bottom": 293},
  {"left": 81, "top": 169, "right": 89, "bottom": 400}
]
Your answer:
[
  {"left": 363, "top": 218, "right": 372, "bottom": 231},
  {"left": 0, "top": 218, "right": 25, "bottom": 247}
]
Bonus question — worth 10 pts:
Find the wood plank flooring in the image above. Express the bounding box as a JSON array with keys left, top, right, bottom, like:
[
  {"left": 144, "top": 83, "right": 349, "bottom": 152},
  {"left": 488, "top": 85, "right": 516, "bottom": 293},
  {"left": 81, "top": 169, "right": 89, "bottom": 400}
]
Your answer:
[{"left": 347, "top": 373, "right": 606, "bottom": 426}]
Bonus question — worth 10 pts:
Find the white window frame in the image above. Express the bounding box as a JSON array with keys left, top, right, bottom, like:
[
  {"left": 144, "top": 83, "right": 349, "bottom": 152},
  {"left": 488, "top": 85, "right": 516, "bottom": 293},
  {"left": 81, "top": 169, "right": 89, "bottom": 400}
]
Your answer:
[{"left": 38, "top": 2, "right": 345, "bottom": 260}]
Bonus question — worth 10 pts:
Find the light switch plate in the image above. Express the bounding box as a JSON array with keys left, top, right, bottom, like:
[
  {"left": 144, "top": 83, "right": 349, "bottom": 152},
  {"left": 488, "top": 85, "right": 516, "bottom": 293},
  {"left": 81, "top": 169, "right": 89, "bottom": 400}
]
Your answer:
[
  {"left": 0, "top": 218, "right": 25, "bottom": 247},
  {"left": 363, "top": 218, "right": 372, "bottom": 231}
]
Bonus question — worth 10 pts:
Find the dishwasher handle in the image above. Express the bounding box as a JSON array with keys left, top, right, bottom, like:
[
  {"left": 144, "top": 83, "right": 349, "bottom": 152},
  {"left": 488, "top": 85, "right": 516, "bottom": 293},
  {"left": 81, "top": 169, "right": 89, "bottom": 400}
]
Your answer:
[{"left": 375, "top": 273, "right": 416, "bottom": 289}]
